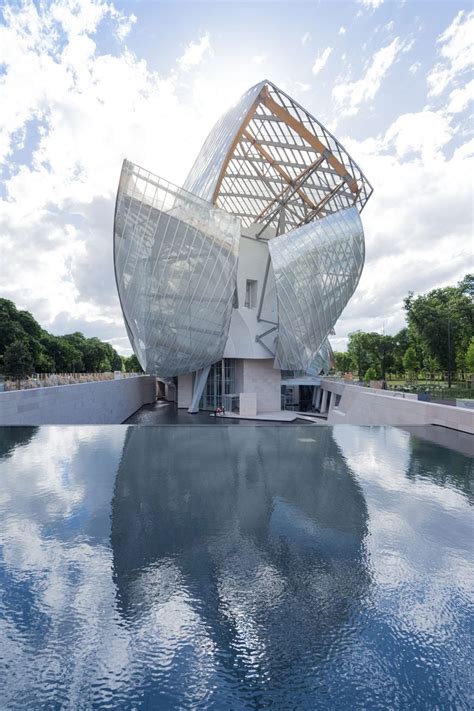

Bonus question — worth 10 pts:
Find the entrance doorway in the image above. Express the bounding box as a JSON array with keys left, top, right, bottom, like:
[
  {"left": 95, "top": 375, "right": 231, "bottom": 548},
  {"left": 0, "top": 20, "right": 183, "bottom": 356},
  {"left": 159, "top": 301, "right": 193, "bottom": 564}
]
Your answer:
[{"left": 200, "top": 359, "right": 236, "bottom": 410}]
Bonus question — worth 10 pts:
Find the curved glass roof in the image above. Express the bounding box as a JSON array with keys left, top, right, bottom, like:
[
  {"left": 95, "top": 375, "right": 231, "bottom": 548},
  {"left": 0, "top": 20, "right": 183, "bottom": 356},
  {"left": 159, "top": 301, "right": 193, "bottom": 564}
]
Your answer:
[{"left": 184, "top": 79, "right": 373, "bottom": 234}]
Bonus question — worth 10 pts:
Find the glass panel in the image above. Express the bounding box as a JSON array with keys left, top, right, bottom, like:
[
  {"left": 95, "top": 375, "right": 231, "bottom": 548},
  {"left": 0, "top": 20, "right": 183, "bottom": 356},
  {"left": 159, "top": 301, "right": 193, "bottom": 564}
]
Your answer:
[
  {"left": 199, "top": 359, "right": 236, "bottom": 410},
  {"left": 114, "top": 160, "right": 240, "bottom": 378},
  {"left": 269, "top": 206, "right": 364, "bottom": 374}
]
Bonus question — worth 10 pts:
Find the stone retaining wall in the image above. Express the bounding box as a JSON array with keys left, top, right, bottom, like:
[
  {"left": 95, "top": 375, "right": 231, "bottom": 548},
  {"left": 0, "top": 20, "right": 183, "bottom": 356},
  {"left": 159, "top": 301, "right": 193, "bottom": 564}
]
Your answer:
[{"left": 0, "top": 376, "right": 156, "bottom": 425}]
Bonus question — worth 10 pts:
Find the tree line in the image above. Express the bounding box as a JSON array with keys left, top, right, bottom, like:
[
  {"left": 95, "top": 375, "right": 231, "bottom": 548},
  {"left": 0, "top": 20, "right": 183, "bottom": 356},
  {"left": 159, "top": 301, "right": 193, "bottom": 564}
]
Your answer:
[
  {"left": 334, "top": 274, "right": 474, "bottom": 381},
  {"left": 0, "top": 298, "right": 142, "bottom": 378}
]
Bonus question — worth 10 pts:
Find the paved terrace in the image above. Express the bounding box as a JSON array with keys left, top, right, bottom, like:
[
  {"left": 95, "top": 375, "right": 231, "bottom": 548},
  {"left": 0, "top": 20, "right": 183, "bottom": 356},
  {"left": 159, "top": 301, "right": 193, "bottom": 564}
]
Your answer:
[{"left": 125, "top": 401, "right": 316, "bottom": 425}]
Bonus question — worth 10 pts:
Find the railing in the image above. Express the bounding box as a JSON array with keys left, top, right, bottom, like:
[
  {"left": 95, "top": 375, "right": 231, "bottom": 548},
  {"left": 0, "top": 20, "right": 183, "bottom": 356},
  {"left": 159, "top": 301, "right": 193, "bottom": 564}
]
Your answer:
[
  {"left": 0, "top": 372, "right": 142, "bottom": 392},
  {"left": 323, "top": 374, "right": 473, "bottom": 406}
]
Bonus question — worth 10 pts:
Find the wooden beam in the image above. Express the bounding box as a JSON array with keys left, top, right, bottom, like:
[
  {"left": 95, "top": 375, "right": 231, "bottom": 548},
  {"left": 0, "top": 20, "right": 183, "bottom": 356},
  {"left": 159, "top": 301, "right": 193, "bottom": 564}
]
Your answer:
[
  {"left": 254, "top": 153, "right": 327, "bottom": 221},
  {"left": 242, "top": 128, "right": 317, "bottom": 211},
  {"left": 261, "top": 93, "right": 359, "bottom": 194},
  {"left": 297, "top": 179, "right": 346, "bottom": 225}
]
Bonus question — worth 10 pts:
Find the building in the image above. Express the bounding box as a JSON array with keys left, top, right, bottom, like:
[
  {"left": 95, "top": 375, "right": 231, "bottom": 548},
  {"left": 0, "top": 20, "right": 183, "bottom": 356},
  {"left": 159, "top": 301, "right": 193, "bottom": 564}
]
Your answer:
[{"left": 114, "top": 80, "right": 373, "bottom": 415}]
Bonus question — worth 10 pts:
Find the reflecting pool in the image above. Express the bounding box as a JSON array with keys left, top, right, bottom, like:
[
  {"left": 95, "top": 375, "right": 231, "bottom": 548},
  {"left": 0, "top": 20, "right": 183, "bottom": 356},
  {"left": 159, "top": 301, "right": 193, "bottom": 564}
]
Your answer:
[{"left": 0, "top": 425, "right": 472, "bottom": 709}]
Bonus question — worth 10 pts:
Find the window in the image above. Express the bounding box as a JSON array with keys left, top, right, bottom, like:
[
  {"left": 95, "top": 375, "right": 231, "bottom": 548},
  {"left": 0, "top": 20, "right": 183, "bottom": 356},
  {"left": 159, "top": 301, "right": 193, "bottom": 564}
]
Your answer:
[{"left": 244, "top": 279, "right": 258, "bottom": 309}]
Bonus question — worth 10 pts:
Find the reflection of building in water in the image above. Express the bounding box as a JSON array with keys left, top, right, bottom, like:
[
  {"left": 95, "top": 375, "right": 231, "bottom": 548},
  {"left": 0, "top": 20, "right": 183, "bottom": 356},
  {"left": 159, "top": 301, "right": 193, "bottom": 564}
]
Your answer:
[
  {"left": 0, "top": 426, "right": 37, "bottom": 459},
  {"left": 111, "top": 426, "right": 369, "bottom": 703}
]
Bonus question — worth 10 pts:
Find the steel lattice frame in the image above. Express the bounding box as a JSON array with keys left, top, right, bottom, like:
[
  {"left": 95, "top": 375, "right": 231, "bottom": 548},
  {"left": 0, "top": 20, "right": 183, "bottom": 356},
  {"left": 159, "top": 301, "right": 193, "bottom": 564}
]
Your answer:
[{"left": 184, "top": 80, "right": 373, "bottom": 232}]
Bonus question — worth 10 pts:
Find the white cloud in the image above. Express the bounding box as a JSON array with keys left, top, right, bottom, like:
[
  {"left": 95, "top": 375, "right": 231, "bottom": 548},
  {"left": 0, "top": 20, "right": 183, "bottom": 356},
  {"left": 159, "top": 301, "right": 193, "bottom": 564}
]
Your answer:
[
  {"left": 358, "top": 0, "right": 384, "bottom": 8},
  {"left": 446, "top": 79, "right": 474, "bottom": 114},
  {"left": 0, "top": 2, "right": 290, "bottom": 354},
  {"left": 251, "top": 53, "right": 266, "bottom": 65},
  {"left": 295, "top": 81, "right": 311, "bottom": 93},
  {"left": 332, "top": 37, "right": 404, "bottom": 116},
  {"left": 301, "top": 32, "right": 311, "bottom": 45},
  {"left": 409, "top": 61, "right": 421, "bottom": 75},
  {"left": 427, "top": 10, "right": 474, "bottom": 97},
  {"left": 0, "top": 0, "right": 472, "bottom": 359},
  {"left": 114, "top": 11, "right": 137, "bottom": 41},
  {"left": 178, "top": 32, "right": 212, "bottom": 70},
  {"left": 0, "top": 4, "right": 222, "bottom": 353},
  {"left": 338, "top": 26, "right": 346, "bottom": 36},
  {"left": 384, "top": 110, "right": 453, "bottom": 161},
  {"left": 330, "top": 109, "right": 472, "bottom": 345},
  {"left": 312, "top": 47, "right": 332, "bottom": 76}
]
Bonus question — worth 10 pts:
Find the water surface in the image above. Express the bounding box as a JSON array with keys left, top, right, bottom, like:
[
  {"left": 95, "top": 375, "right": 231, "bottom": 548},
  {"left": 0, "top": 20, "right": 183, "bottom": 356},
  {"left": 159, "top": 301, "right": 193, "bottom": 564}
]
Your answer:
[{"left": 0, "top": 425, "right": 472, "bottom": 709}]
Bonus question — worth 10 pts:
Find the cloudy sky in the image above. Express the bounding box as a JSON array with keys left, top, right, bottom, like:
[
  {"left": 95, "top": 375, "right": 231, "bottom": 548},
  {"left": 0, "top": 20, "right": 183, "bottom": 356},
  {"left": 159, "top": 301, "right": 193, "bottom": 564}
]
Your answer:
[{"left": 0, "top": 0, "right": 472, "bottom": 354}]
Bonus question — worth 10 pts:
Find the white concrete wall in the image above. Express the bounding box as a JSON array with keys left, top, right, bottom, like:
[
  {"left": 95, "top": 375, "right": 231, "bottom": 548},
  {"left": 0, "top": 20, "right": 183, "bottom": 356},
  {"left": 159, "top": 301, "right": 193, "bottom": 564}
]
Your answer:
[
  {"left": 239, "top": 392, "right": 257, "bottom": 417},
  {"left": 242, "top": 359, "right": 281, "bottom": 413},
  {"left": 235, "top": 359, "right": 244, "bottom": 395},
  {"left": 165, "top": 382, "right": 176, "bottom": 402},
  {"left": 326, "top": 381, "right": 474, "bottom": 434},
  {"left": 224, "top": 235, "right": 277, "bottom": 359},
  {"left": 457, "top": 399, "right": 474, "bottom": 409},
  {"left": 177, "top": 373, "right": 193, "bottom": 408},
  {"left": 0, "top": 376, "right": 156, "bottom": 425}
]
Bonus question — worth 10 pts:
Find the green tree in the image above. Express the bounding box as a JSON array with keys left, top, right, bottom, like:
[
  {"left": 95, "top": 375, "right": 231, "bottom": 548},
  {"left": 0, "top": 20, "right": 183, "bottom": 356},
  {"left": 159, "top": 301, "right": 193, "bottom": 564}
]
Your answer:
[
  {"left": 347, "top": 331, "right": 395, "bottom": 379},
  {"left": 334, "top": 351, "right": 352, "bottom": 373},
  {"left": 83, "top": 338, "right": 108, "bottom": 371},
  {"left": 404, "top": 275, "right": 474, "bottom": 374},
  {"left": 3, "top": 340, "right": 35, "bottom": 379},
  {"left": 123, "top": 354, "right": 143, "bottom": 372},
  {"left": 111, "top": 351, "right": 123, "bottom": 371},
  {"left": 0, "top": 299, "right": 127, "bottom": 375},
  {"left": 347, "top": 331, "right": 371, "bottom": 377},
  {"left": 466, "top": 337, "right": 474, "bottom": 373},
  {"left": 364, "top": 366, "right": 378, "bottom": 383},
  {"left": 45, "top": 336, "right": 84, "bottom": 372},
  {"left": 403, "top": 346, "right": 418, "bottom": 374},
  {"left": 0, "top": 300, "right": 34, "bottom": 357},
  {"left": 424, "top": 354, "right": 440, "bottom": 374}
]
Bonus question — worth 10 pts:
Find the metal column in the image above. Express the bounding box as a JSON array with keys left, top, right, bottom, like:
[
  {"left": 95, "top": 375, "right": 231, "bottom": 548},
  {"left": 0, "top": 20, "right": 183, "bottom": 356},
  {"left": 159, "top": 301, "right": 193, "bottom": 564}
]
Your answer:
[{"left": 188, "top": 365, "right": 211, "bottom": 414}]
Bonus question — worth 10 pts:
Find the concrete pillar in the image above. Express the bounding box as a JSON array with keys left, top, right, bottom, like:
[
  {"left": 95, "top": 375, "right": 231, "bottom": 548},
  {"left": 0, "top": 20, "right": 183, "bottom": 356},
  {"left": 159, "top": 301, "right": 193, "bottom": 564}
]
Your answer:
[
  {"left": 177, "top": 373, "right": 193, "bottom": 408},
  {"left": 328, "top": 391, "right": 334, "bottom": 412},
  {"left": 188, "top": 365, "right": 211, "bottom": 414},
  {"left": 314, "top": 387, "right": 322, "bottom": 410},
  {"left": 320, "top": 388, "right": 328, "bottom": 413}
]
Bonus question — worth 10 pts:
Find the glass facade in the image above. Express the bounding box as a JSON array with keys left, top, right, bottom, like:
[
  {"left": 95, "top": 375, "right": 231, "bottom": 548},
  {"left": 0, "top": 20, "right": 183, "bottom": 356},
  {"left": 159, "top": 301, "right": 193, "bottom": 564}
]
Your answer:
[
  {"left": 114, "top": 80, "right": 372, "bottom": 390},
  {"left": 200, "top": 359, "right": 236, "bottom": 411},
  {"left": 270, "top": 207, "right": 364, "bottom": 373},
  {"left": 114, "top": 160, "right": 240, "bottom": 378}
]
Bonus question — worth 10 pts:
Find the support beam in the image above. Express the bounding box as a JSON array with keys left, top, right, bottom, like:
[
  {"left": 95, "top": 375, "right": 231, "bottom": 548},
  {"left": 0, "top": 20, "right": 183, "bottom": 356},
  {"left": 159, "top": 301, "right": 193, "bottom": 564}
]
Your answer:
[
  {"left": 320, "top": 388, "right": 328, "bottom": 414},
  {"left": 255, "top": 154, "right": 332, "bottom": 236},
  {"left": 188, "top": 365, "right": 211, "bottom": 414},
  {"left": 242, "top": 129, "right": 317, "bottom": 211},
  {"left": 254, "top": 153, "right": 326, "bottom": 223},
  {"left": 261, "top": 93, "right": 359, "bottom": 194},
  {"left": 211, "top": 86, "right": 267, "bottom": 204},
  {"left": 298, "top": 180, "right": 346, "bottom": 225}
]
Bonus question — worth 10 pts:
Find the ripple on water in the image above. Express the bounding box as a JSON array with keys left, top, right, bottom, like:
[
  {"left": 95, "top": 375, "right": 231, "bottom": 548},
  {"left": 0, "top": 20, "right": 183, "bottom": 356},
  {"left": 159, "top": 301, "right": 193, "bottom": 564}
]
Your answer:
[{"left": 0, "top": 424, "right": 472, "bottom": 709}]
